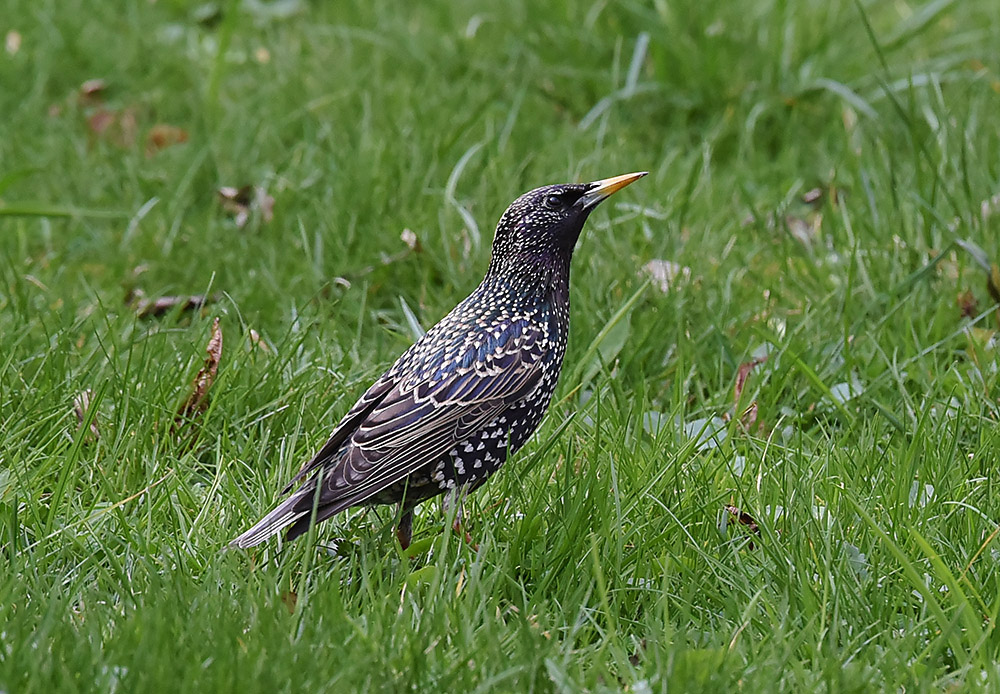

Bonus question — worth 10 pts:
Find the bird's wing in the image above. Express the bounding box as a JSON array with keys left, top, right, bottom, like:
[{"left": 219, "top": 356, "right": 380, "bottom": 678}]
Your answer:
[
  {"left": 280, "top": 373, "right": 396, "bottom": 493},
  {"left": 229, "top": 320, "right": 551, "bottom": 549},
  {"left": 311, "top": 320, "right": 550, "bottom": 507}
]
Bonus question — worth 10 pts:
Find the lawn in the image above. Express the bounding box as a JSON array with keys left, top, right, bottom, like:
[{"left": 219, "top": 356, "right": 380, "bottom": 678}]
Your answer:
[{"left": 2, "top": 0, "right": 1000, "bottom": 691}]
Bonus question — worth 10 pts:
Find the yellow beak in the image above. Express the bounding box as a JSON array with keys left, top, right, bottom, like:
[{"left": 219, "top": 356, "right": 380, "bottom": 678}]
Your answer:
[{"left": 578, "top": 171, "right": 648, "bottom": 208}]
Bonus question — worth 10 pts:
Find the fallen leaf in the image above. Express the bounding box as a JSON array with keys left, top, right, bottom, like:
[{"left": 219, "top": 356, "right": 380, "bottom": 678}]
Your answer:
[
  {"left": 739, "top": 401, "right": 758, "bottom": 431},
  {"left": 145, "top": 124, "right": 188, "bottom": 157},
  {"left": 127, "top": 288, "right": 220, "bottom": 318},
  {"left": 247, "top": 328, "right": 271, "bottom": 353},
  {"left": 628, "top": 638, "right": 648, "bottom": 666},
  {"left": 87, "top": 109, "right": 115, "bottom": 135},
  {"left": 725, "top": 504, "right": 761, "bottom": 549},
  {"left": 954, "top": 237, "right": 1000, "bottom": 328},
  {"left": 734, "top": 355, "right": 767, "bottom": 403},
  {"left": 175, "top": 318, "right": 223, "bottom": 426},
  {"left": 78, "top": 78, "right": 108, "bottom": 105},
  {"left": 400, "top": 228, "right": 422, "bottom": 252},
  {"left": 785, "top": 213, "right": 821, "bottom": 246},
  {"left": 801, "top": 187, "right": 823, "bottom": 204},
  {"left": 280, "top": 590, "right": 297, "bottom": 615},
  {"left": 5, "top": 30, "right": 21, "bottom": 55},
  {"left": 989, "top": 264, "right": 1000, "bottom": 306},
  {"left": 87, "top": 107, "right": 139, "bottom": 149},
  {"left": 73, "top": 389, "right": 100, "bottom": 439},
  {"left": 218, "top": 185, "right": 274, "bottom": 228},
  {"left": 641, "top": 259, "right": 690, "bottom": 293},
  {"left": 957, "top": 289, "right": 978, "bottom": 318}
]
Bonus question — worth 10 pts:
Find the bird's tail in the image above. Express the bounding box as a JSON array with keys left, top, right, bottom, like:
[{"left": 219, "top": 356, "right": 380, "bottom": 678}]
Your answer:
[{"left": 229, "top": 487, "right": 314, "bottom": 549}]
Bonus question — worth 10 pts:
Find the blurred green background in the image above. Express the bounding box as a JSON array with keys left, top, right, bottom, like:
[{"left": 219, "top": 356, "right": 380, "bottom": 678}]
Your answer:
[{"left": 2, "top": 0, "right": 999, "bottom": 691}]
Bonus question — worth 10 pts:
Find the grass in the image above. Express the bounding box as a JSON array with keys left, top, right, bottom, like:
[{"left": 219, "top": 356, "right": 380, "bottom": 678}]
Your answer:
[{"left": 2, "top": 0, "right": 1000, "bottom": 690}]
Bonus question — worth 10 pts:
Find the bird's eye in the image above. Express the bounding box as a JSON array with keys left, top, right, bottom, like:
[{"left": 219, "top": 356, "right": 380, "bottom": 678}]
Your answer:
[{"left": 544, "top": 194, "right": 563, "bottom": 210}]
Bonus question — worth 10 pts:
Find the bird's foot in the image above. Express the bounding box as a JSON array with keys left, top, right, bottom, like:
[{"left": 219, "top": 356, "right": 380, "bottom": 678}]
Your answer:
[
  {"left": 452, "top": 518, "right": 478, "bottom": 551},
  {"left": 395, "top": 510, "right": 413, "bottom": 550}
]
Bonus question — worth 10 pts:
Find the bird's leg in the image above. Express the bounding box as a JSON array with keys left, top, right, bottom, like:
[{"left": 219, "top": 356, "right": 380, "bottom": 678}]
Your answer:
[
  {"left": 395, "top": 507, "right": 413, "bottom": 550},
  {"left": 442, "top": 487, "right": 477, "bottom": 549}
]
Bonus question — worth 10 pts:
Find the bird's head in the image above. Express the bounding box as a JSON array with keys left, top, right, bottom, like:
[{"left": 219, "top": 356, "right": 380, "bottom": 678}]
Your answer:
[{"left": 488, "top": 171, "right": 647, "bottom": 272}]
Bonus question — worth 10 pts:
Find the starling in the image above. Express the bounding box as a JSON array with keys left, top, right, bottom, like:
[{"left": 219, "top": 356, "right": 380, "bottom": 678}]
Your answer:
[{"left": 231, "top": 171, "right": 647, "bottom": 549}]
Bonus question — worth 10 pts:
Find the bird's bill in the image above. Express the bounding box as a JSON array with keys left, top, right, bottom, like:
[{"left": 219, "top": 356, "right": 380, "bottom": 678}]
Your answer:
[{"left": 577, "top": 171, "right": 648, "bottom": 209}]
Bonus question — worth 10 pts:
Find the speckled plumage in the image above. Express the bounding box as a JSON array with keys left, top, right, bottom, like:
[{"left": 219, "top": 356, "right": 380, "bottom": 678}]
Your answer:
[{"left": 231, "top": 171, "right": 646, "bottom": 549}]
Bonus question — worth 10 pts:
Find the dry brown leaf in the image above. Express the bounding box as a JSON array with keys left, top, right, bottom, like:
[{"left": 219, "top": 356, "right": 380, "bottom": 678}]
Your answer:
[
  {"left": 725, "top": 504, "right": 761, "bottom": 549},
  {"left": 73, "top": 389, "right": 100, "bottom": 439},
  {"left": 146, "top": 124, "right": 189, "bottom": 157},
  {"left": 87, "top": 109, "right": 115, "bottom": 134},
  {"left": 176, "top": 318, "right": 223, "bottom": 426},
  {"left": 78, "top": 78, "right": 108, "bottom": 105},
  {"left": 734, "top": 356, "right": 767, "bottom": 403},
  {"left": 87, "top": 107, "right": 138, "bottom": 148},
  {"left": 218, "top": 185, "right": 274, "bottom": 228},
  {"left": 988, "top": 264, "right": 1000, "bottom": 306},
  {"left": 958, "top": 289, "right": 978, "bottom": 319},
  {"left": 989, "top": 264, "right": 1000, "bottom": 329},
  {"left": 280, "top": 590, "right": 298, "bottom": 615},
  {"left": 628, "top": 638, "right": 648, "bottom": 667},
  {"left": 127, "top": 288, "right": 220, "bottom": 318},
  {"left": 739, "top": 401, "right": 758, "bottom": 431}
]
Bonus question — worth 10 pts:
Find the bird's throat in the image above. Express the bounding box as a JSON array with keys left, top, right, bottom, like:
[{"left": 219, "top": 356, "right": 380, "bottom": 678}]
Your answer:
[{"left": 486, "top": 251, "right": 571, "bottom": 307}]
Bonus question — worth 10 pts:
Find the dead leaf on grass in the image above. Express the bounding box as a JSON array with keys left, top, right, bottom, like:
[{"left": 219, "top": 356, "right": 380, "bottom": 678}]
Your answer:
[
  {"left": 78, "top": 78, "right": 108, "bottom": 105},
  {"left": 725, "top": 504, "right": 761, "bottom": 549},
  {"left": 280, "top": 590, "right": 298, "bottom": 615},
  {"left": 127, "top": 288, "right": 220, "bottom": 318},
  {"left": 218, "top": 185, "right": 275, "bottom": 228},
  {"left": 958, "top": 289, "right": 978, "bottom": 319},
  {"left": 146, "top": 124, "right": 189, "bottom": 157},
  {"left": 801, "top": 187, "right": 823, "bottom": 205},
  {"left": 988, "top": 264, "right": 1000, "bottom": 306},
  {"left": 175, "top": 318, "right": 223, "bottom": 426},
  {"left": 73, "top": 389, "right": 100, "bottom": 439},
  {"left": 739, "top": 401, "right": 758, "bottom": 431},
  {"left": 734, "top": 356, "right": 768, "bottom": 403},
  {"left": 628, "top": 638, "right": 648, "bottom": 666},
  {"left": 247, "top": 328, "right": 271, "bottom": 353},
  {"left": 88, "top": 107, "right": 139, "bottom": 149}
]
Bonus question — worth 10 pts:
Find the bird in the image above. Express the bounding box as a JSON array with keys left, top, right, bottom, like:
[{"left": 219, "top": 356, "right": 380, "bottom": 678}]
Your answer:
[{"left": 230, "top": 171, "right": 647, "bottom": 550}]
